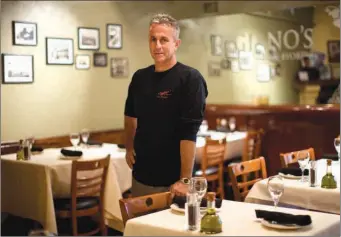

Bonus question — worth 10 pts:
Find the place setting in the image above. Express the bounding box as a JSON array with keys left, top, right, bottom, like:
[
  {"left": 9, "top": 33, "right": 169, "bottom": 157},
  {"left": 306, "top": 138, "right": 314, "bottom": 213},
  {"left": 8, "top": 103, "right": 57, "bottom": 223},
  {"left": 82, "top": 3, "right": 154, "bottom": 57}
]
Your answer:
[
  {"left": 255, "top": 175, "right": 313, "bottom": 231},
  {"left": 170, "top": 177, "right": 223, "bottom": 214}
]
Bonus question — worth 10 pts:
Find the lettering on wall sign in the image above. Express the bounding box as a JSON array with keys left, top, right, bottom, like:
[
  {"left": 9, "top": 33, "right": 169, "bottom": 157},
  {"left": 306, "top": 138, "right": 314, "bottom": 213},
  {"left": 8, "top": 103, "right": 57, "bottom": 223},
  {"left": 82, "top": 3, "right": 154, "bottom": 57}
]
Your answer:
[
  {"left": 267, "top": 25, "right": 313, "bottom": 60},
  {"left": 325, "top": 5, "right": 340, "bottom": 28}
]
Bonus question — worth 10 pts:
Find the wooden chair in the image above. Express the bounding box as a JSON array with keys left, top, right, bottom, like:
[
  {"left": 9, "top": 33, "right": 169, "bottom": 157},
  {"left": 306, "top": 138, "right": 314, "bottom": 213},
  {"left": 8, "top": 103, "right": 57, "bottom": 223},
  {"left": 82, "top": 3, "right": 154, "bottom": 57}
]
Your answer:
[
  {"left": 119, "top": 191, "right": 172, "bottom": 226},
  {"left": 280, "top": 148, "right": 315, "bottom": 168},
  {"left": 242, "top": 129, "right": 264, "bottom": 162},
  {"left": 228, "top": 156, "right": 267, "bottom": 202},
  {"left": 195, "top": 137, "right": 226, "bottom": 199},
  {"left": 54, "top": 155, "right": 110, "bottom": 236}
]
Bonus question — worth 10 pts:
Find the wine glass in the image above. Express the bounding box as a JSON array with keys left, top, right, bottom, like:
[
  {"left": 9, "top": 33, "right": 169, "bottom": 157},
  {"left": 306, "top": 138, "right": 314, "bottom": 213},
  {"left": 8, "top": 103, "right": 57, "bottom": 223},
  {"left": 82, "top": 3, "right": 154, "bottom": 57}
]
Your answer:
[
  {"left": 190, "top": 177, "right": 208, "bottom": 204},
  {"left": 200, "top": 120, "right": 208, "bottom": 134},
  {"left": 297, "top": 151, "right": 310, "bottom": 182},
  {"left": 334, "top": 137, "right": 340, "bottom": 160},
  {"left": 267, "top": 175, "right": 284, "bottom": 209},
  {"left": 70, "top": 133, "right": 80, "bottom": 150},
  {"left": 228, "top": 117, "right": 236, "bottom": 133},
  {"left": 81, "top": 129, "right": 90, "bottom": 146}
]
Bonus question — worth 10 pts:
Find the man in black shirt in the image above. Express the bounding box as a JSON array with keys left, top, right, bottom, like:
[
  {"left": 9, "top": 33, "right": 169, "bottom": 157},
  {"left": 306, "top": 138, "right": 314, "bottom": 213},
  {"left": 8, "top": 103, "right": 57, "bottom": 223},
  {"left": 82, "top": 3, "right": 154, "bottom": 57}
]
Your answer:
[{"left": 124, "top": 13, "right": 208, "bottom": 197}]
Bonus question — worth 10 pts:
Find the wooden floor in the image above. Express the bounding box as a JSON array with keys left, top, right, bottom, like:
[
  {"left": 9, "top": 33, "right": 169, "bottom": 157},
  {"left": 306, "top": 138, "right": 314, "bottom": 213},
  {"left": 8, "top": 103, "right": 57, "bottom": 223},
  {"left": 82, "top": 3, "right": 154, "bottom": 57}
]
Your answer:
[{"left": 1, "top": 214, "right": 123, "bottom": 236}]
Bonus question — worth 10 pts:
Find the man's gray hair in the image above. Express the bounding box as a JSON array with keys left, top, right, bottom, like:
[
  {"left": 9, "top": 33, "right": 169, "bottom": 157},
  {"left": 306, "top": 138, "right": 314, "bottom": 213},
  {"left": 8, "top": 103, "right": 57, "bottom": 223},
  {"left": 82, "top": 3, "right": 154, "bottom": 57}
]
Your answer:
[{"left": 149, "top": 13, "right": 180, "bottom": 39}]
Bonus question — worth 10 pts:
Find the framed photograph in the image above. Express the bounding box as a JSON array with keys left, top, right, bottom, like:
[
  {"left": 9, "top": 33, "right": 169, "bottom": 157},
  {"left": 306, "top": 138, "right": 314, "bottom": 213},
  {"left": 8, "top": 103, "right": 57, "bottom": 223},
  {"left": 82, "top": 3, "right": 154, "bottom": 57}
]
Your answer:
[
  {"left": 2, "top": 54, "right": 34, "bottom": 84},
  {"left": 46, "top": 37, "right": 74, "bottom": 65},
  {"left": 327, "top": 40, "right": 340, "bottom": 63},
  {"left": 256, "top": 63, "right": 270, "bottom": 82},
  {"left": 111, "top": 57, "right": 129, "bottom": 77},
  {"left": 220, "top": 58, "right": 231, "bottom": 69},
  {"left": 239, "top": 51, "right": 253, "bottom": 70},
  {"left": 93, "top": 52, "right": 107, "bottom": 67},
  {"left": 231, "top": 60, "right": 240, "bottom": 73},
  {"left": 208, "top": 61, "right": 221, "bottom": 76},
  {"left": 107, "top": 24, "right": 122, "bottom": 49},
  {"left": 75, "top": 55, "right": 90, "bottom": 70},
  {"left": 12, "top": 21, "right": 37, "bottom": 46},
  {"left": 224, "top": 41, "right": 238, "bottom": 58},
  {"left": 255, "top": 43, "right": 265, "bottom": 60},
  {"left": 210, "top": 35, "right": 223, "bottom": 56},
  {"left": 78, "top": 27, "right": 100, "bottom": 50}
]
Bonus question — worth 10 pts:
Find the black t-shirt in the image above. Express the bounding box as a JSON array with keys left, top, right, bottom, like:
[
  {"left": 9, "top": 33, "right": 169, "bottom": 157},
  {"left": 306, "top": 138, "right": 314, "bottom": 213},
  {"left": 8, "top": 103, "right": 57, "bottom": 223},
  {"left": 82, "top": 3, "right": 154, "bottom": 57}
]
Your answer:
[{"left": 124, "top": 62, "right": 208, "bottom": 186}]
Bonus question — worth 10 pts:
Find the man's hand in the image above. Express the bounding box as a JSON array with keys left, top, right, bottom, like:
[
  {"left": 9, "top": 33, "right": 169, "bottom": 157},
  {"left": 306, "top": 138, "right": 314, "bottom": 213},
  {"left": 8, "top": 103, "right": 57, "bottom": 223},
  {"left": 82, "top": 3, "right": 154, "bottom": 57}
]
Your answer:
[
  {"left": 125, "top": 149, "right": 136, "bottom": 169},
  {"left": 170, "top": 181, "right": 189, "bottom": 197}
]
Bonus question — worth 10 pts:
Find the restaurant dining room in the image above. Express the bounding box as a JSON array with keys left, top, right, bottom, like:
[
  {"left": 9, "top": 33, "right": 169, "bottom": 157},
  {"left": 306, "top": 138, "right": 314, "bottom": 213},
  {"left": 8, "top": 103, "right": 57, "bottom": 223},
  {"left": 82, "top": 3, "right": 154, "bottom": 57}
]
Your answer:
[{"left": 1, "top": 0, "right": 340, "bottom": 236}]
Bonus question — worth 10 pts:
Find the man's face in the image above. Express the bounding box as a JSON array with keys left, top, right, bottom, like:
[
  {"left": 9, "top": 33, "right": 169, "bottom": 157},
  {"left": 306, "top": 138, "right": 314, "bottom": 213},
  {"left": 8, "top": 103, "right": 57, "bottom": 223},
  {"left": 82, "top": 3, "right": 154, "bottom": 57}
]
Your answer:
[{"left": 149, "top": 23, "right": 180, "bottom": 64}]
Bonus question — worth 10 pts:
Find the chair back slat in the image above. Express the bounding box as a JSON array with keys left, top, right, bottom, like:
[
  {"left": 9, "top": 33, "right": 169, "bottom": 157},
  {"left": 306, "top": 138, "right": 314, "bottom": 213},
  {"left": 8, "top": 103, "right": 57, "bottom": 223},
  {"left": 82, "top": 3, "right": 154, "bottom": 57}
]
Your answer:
[
  {"left": 228, "top": 156, "right": 267, "bottom": 202},
  {"left": 119, "top": 192, "right": 172, "bottom": 226},
  {"left": 242, "top": 129, "right": 264, "bottom": 162},
  {"left": 280, "top": 148, "right": 315, "bottom": 168}
]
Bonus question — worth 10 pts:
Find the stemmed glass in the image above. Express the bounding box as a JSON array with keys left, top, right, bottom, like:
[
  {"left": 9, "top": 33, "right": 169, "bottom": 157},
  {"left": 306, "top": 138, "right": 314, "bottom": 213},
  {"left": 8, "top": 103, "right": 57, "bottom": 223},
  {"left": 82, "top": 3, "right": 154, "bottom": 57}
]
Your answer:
[
  {"left": 267, "top": 175, "right": 284, "bottom": 209},
  {"left": 228, "top": 117, "right": 236, "bottom": 132},
  {"left": 70, "top": 133, "right": 80, "bottom": 150},
  {"left": 81, "top": 129, "right": 90, "bottom": 147},
  {"left": 200, "top": 120, "right": 208, "bottom": 134},
  {"left": 297, "top": 151, "right": 310, "bottom": 182},
  {"left": 190, "top": 177, "right": 208, "bottom": 205}
]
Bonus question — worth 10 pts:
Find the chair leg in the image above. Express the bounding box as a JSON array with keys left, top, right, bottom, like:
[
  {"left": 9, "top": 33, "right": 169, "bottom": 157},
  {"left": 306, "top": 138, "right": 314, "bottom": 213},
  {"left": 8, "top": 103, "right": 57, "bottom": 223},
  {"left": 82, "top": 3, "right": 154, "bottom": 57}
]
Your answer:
[
  {"left": 71, "top": 215, "right": 78, "bottom": 236},
  {"left": 100, "top": 215, "right": 107, "bottom": 236}
]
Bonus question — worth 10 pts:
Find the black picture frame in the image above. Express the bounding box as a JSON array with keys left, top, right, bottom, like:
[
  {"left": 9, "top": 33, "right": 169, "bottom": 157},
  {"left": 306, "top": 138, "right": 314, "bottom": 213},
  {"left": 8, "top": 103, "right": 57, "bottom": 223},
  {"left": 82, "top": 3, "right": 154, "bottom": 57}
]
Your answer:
[
  {"left": 93, "top": 52, "right": 107, "bottom": 67},
  {"left": 46, "top": 37, "right": 74, "bottom": 65},
  {"left": 78, "top": 27, "right": 100, "bottom": 50},
  {"left": 2, "top": 53, "right": 34, "bottom": 84},
  {"left": 327, "top": 40, "right": 340, "bottom": 63},
  {"left": 12, "top": 21, "right": 38, "bottom": 46},
  {"left": 106, "top": 24, "right": 123, "bottom": 49}
]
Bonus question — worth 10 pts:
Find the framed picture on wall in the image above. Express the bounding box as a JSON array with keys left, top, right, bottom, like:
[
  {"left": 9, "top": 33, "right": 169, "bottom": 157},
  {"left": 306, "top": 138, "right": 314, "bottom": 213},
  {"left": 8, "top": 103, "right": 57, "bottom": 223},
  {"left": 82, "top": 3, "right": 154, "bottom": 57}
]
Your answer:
[
  {"left": 239, "top": 51, "right": 253, "bottom": 70},
  {"left": 255, "top": 43, "right": 265, "bottom": 60},
  {"left": 210, "top": 35, "right": 223, "bottom": 56},
  {"left": 107, "top": 24, "right": 122, "bottom": 49},
  {"left": 111, "top": 57, "right": 129, "bottom": 77},
  {"left": 78, "top": 27, "right": 100, "bottom": 50},
  {"left": 327, "top": 40, "right": 340, "bottom": 63},
  {"left": 224, "top": 41, "right": 238, "bottom": 58},
  {"left": 46, "top": 37, "right": 74, "bottom": 65},
  {"left": 2, "top": 54, "right": 34, "bottom": 84},
  {"left": 93, "top": 52, "right": 107, "bottom": 67},
  {"left": 208, "top": 61, "right": 221, "bottom": 76},
  {"left": 12, "top": 21, "right": 37, "bottom": 46},
  {"left": 75, "top": 55, "right": 90, "bottom": 70}
]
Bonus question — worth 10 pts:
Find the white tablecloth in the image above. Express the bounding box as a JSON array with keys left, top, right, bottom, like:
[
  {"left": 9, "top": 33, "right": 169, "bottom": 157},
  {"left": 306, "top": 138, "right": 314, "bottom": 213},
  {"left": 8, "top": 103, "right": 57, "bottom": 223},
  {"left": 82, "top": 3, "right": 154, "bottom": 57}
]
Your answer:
[
  {"left": 1, "top": 144, "right": 131, "bottom": 233},
  {"left": 124, "top": 200, "right": 340, "bottom": 236},
  {"left": 245, "top": 159, "right": 340, "bottom": 214},
  {"left": 195, "top": 131, "right": 246, "bottom": 163}
]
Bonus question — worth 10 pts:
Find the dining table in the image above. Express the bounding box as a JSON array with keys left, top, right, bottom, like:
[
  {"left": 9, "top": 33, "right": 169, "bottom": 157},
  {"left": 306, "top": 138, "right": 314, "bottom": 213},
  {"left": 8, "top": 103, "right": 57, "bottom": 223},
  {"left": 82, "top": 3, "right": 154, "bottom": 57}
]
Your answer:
[
  {"left": 245, "top": 159, "right": 340, "bottom": 214},
  {"left": 123, "top": 200, "right": 340, "bottom": 236},
  {"left": 1, "top": 143, "right": 130, "bottom": 234},
  {"left": 195, "top": 131, "right": 246, "bottom": 163}
]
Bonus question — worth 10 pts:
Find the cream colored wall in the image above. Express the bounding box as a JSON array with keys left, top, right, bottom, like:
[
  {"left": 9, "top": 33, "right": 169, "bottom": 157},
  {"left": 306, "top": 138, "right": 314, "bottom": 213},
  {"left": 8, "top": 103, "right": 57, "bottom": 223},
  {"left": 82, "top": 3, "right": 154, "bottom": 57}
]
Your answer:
[
  {"left": 1, "top": 1, "right": 311, "bottom": 140},
  {"left": 312, "top": 3, "right": 340, "bottom": 62},
  {"left": 177, "top": 14, "right": 305, "bottom": 104},
  {"left": 1, "top": 1, "right": 153, "bottom": 140}
]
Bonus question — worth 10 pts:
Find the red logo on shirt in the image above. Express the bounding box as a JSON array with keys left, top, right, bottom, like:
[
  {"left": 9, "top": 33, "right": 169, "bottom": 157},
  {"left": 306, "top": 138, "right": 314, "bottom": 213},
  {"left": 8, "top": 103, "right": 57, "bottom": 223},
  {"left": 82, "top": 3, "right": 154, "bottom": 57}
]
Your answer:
[{"left": 157, "top": 90, "right": 172, "bottom": 99}]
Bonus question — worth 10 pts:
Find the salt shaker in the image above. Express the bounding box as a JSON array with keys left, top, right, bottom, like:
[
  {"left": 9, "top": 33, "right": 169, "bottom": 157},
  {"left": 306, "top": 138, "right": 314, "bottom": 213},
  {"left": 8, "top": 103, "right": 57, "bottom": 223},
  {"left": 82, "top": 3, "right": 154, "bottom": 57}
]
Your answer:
[
  {"left": 309, "top": 160, "right": 317, "bottom": 187},
  {"left": 185, "top": 191, "right": 200, "bottom": 231}
]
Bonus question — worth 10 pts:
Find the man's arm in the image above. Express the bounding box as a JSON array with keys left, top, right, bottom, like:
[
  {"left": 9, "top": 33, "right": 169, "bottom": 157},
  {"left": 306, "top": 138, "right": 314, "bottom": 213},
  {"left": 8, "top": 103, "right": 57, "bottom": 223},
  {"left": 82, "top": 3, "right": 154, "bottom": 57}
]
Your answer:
[
  {"left": 124, "top": 116, "right": 137, "bottom": 151},
  {"left": 180, "top": 140, "right": 196, "bottom": 179},
  {"left": 124, "top": 72, "right": 138, "bottom": 168},
  {"left": 171, "top": 70, "right": 208, "bottom": 196}
]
